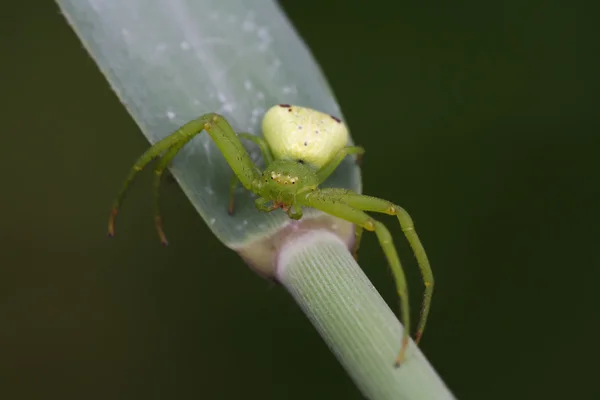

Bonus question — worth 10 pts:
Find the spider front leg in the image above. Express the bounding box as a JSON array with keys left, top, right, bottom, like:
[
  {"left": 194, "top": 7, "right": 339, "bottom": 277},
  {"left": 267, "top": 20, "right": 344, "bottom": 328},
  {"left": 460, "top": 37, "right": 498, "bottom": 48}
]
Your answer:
[
  {"left": 152, "top": 139, "right": 191, "bottom": 245},
  {"left": 319, "top": 190, "right": 434, "bottom": 345},
  {"left": 287, "top": 204, "right": 303, "bottom": 220},
  {"left": 316, "top": 145, "right": 365, "bottom": 184},
  {"left": 300, "top": 191, "right": 411, "bottom": 367},
  {"left": 254, "top": 197, "right": 278, "bottom": 212},
  {"left": 352, "top": 225, "right": 364, "bottom": 260},
  {"left": 228, "top": 133, "right": 275, "bottom": 215},
  {"left": 109, "top": 114, "right": 261, "bottom": 239}
]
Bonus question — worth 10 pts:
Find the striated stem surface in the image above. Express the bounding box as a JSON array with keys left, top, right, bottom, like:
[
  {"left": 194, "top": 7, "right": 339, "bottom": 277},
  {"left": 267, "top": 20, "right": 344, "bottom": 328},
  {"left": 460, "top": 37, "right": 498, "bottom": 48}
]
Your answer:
[{"left": 278, "top": 231, "right": 455, "bottom": 400}]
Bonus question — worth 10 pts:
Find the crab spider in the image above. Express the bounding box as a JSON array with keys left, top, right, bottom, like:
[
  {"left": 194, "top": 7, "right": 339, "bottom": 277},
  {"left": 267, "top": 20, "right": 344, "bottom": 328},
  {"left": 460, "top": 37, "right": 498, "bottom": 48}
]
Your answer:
[{"left": 108, "top": 104, "right": 433, "bottom": 367}]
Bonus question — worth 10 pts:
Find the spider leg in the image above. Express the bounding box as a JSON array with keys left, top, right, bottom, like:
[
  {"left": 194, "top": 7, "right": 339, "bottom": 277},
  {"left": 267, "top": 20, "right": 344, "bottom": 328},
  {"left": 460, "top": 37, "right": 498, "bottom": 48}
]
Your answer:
[
  {"left": 228, "top": 133, "right": 274, "bottom": 216},
  {"left": 237, "top": 133, "right": 275, "bottom": 165},
  {"left": 108, "top": 132, "right": 192, "bottom": 237},
  {"left": 152, "top": 138, "right": 192, "bottom": 245},
  {"left": 352, "top": 225, "right": 364, "bottom": 260},
  {"left": 109, "top": 114, "right": 261, "bottom": 237},
  {"left": 227, "top": 173, "right": 238, "bottom": 216},
  {"left": 287, "top": 203, "right": 303, "bottom": 220},
  {"left": 254, "top": 197, "right": 278, "bottom": 212},
  {"left": 320, "top": 190, "right": 434, "bottom": 346},
  {"left": 316, "top": 146, "right": 365, "bottom": 184},
  {"left": 300, "top": 190, "right": 410, "bottom": 367}
]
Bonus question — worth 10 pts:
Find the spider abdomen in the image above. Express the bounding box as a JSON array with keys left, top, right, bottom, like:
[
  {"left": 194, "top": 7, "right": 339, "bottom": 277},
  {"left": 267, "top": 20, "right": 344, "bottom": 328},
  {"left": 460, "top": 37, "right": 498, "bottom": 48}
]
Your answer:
[{"left": 262, "top": 104, "right": 348, "bottom": 169}]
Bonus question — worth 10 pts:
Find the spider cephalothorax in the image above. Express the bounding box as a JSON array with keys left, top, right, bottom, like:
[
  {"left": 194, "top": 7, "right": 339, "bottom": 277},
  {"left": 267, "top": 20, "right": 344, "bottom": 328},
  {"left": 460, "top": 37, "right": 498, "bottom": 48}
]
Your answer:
[
  {"left": 108, "top": 104, "right": 434, "bottom": 367},
  {"left": 256, "top": 159, "right": 319, "bottom": 212}
]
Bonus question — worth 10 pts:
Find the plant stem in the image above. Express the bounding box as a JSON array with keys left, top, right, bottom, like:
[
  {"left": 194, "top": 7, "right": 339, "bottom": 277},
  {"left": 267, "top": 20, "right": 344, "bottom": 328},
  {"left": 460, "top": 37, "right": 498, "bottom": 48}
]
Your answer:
[{"left": 278, "top": 231, "right": 455, "bottom": 400}]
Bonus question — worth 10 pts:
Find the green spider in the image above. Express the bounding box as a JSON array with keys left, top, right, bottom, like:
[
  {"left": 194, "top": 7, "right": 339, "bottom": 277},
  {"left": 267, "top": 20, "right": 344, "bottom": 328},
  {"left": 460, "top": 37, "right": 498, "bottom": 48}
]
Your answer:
[{"left": 108, "top": 104, "right": 433, "bottom": 367}]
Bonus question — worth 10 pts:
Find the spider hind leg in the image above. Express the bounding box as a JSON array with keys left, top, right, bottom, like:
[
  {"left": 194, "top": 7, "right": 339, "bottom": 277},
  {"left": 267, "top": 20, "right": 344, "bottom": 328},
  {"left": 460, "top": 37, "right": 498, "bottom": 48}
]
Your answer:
[
  {"left": 227, "top": 133, "right": 274, "bottom": 216},
  {"left": 325, "top": 191, "right": 434, "bottom": 345},
  {"left": 301, "top": 191, "right": 411, "bottom": 366}
]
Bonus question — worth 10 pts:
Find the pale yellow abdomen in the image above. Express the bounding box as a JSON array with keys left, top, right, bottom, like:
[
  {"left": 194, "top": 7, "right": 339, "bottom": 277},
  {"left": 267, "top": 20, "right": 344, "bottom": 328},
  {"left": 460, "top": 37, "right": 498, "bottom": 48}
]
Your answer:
[{"left": 262, "top": 104, "right": 349, "bottom": 169}]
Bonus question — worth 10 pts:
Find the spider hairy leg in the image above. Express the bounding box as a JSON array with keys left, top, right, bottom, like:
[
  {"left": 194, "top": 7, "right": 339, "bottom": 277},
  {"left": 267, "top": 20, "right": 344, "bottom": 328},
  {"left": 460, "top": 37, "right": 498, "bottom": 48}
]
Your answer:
[
  {"left": 326, "top": 191, "right": 434, "bottom": 345},
  {"left": 254, "top": 197, "right": 278, "bottom": 212},
  {"left": 352, "top": 225, "right": 364, "bottom": 260},
  {"left": 228, "top": 133, "right": 275, "bottom": 216},
  {"left": 355, "top": 149, "right": 365, "bottom": 167},
  {"left": 316, "top": 146, "right": 365, "bottom": 184},
  {"left": 287, "top": 203, "right": 303, "bottom": 220},
  {"left": 299, "top": 190, "right": 411, "bottom": 367},
  {"left": 151, "top": 139, "right": 191, "bottom": 245},
  {"left": 108, "top": 129, "right": 195, "bottom": 238},
  {"left": 108, "top": 114, "right": 261, "bottom": 239},
  {"left": 237, "top": 133, "right": 275, "bottom": 165},
  {"left": 227, "top": 174, "right": 238, "bottom": 216}
]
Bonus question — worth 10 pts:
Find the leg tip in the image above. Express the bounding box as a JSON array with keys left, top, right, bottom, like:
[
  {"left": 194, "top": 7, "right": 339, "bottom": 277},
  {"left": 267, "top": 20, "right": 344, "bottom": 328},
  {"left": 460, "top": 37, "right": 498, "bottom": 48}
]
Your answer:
[
  {"left": 394, "top": 353, "right": 406, "bottom": 368},
  {"left": 158, "top": 232, "right": 169, "bottom": 246},
  {"left": 355, "top": 152, "right": 364, "bottom": 167},
  {"left": 227, "top": 201, "right": 235, "bottom": 216},
  {"left": 108, "top": 209, "right": 118, "bottom": 237},
  {"left": 393, "top": 335, "right": 409, "bottom": 368},
  {"left": 414, "top": 332, "right": 423, "bottom": 345},
  {"left": 155, "top": 216, "right": 169, "bottom": 246}
]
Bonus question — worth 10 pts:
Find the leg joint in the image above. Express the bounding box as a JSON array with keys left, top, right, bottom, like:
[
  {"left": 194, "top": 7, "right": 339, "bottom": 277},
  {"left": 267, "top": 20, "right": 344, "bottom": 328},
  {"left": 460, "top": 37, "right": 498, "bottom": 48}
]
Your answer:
[{"left": 363, "top": 219, "right": 376, "bottom": 231}]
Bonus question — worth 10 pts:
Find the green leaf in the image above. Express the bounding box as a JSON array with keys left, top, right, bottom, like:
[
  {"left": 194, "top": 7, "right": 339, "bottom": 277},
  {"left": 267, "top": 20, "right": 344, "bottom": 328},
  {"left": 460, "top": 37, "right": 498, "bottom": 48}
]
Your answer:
[{"left": 56, "top": 0, "right": 361, "bottom": 252}]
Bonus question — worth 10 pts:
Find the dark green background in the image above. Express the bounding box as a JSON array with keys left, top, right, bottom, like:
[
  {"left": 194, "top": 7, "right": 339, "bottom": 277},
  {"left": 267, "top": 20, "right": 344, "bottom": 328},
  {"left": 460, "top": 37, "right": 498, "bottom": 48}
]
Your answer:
[{"left": 2, "top": 1, "right": 599, "bottom": 399}]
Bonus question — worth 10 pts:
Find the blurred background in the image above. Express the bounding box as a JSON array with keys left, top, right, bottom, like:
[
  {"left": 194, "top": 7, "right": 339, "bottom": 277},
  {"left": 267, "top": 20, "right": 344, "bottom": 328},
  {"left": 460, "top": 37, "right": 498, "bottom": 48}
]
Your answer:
[{"left": 2, "top": 0, "right": 599, "bottom": 399}]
